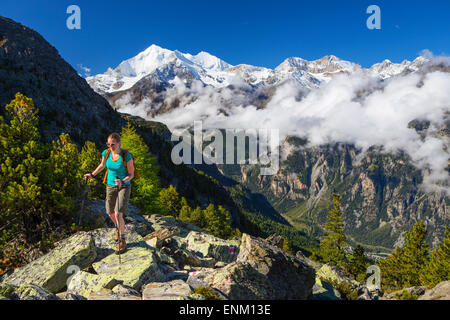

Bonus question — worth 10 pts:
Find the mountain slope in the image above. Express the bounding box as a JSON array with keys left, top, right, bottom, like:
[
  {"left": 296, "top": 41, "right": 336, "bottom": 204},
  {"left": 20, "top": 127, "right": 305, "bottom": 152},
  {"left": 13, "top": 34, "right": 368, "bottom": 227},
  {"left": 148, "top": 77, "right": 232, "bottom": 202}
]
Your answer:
[{"left": 0, "top": 16, "right": 317, "bottom": 254}]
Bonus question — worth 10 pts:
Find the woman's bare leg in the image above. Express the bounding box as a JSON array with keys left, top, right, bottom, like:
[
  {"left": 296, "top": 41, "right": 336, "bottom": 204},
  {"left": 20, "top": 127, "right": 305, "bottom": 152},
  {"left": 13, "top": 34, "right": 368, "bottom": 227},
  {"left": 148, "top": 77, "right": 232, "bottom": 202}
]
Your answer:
[
  {"left": 109, "top": 213, "right": 118, "bottom": 228},
  {"left": 115, "top": 212, "right": 125, "bottom": 236}
]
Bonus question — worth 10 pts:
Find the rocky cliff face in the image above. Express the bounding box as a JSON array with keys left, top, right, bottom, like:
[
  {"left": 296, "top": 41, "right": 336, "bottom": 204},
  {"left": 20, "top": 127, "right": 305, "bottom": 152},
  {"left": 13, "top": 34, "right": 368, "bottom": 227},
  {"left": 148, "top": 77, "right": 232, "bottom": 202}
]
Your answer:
[{"left": 0, "top": 16, "right": 124, "bottom": 146}]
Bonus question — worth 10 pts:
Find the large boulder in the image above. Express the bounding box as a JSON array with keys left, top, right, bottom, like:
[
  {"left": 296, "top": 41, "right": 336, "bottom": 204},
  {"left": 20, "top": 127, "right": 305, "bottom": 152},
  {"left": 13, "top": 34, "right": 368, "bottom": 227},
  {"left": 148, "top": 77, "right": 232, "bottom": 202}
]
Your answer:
[
  {"left": 88, "top": 227, "right": 147, "bottom": 261},
  {"left": 419, "top": 281, "right": 450, "bottom": 300},
  {"left": 80, "top": 200, "right": 153, "bottom": 236},
  {"left": 265, "top": 234, "right": 284, "bottom": 249},
  {"left": 144, "top": 226, "right": 180, "bottom": 244},
  {"left": 142, "top": 279, "right": 192, "bottom": 300},
  {"left": 67, "top": 270, "right": 120, "bottom": 298},
  {"left": 201, "top": 233, "right": 315, "bottom": 299},
  {"left": 0, "top": 283, "right": 58, "bottom": 300},
  {"left": 311, "top": 278, "right": 341, "bottom": 300},
  {"left": 14, "top": 284, "right": 58, "bottom": 300},
  {"left": 145, "top": 214, "right": 202, "bottom": 237},
  {"left": 56, "top": 291, "right": 86, "bottom": 300},
  {"left": 125, "top": 209, "right": 155, "bottom": 237},
  {"left": 88, "top": 285, "right": 141, "bottom": 300},
  {"left": 199, "top": 263, "right": 272, "bottom": 299},
  {"left": 185, "top": 231, "right": 240, "bottom": 263},
  {"left": 92, "top": 247, "right": 165, "bottom": 291},
  {"left": 316, "top": 264, "right": 359, "bottom": 288},
  {"left": 1, "top": 232, "right": 96, "bottom": 293},
  {"left": 144, "top": 226, "right": 180, "bottom": 249},
  {"left": 384, "top": 286, "right": 427, "bottom": 300},
  {"left": 295, "top": 251, "right": 322, "bottom": 271}
]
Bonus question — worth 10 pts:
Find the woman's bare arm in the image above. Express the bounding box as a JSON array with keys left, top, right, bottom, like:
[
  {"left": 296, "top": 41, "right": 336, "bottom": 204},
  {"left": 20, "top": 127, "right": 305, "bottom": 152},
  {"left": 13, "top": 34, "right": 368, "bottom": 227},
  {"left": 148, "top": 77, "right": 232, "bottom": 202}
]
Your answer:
[
  {"left": 122, "top": 159, "right": 135, "bottom": 183},
  {"left": 83, "top": 156, "right": 107, "bottom": 181},
  {"left": 92, "top": 156, "right": 106, "bottom": 176}
]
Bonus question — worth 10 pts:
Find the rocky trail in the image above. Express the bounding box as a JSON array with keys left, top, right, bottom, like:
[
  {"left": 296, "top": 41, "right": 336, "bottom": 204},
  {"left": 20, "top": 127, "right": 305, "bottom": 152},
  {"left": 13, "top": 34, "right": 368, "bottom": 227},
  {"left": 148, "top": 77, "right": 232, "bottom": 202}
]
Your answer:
[{"left": 0, "top": 201, "right": 448, "bottom": 300}]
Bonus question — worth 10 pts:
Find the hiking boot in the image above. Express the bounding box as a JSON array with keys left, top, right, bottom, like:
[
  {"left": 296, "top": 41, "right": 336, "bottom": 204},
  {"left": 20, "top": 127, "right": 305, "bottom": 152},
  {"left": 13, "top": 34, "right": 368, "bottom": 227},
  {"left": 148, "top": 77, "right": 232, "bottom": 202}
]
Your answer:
[
  {"left": 114, "top": 228, "right": 119, "bottom": 242},
  {"left": 116, "top": 238, "right": 127, "bottom": 255}
]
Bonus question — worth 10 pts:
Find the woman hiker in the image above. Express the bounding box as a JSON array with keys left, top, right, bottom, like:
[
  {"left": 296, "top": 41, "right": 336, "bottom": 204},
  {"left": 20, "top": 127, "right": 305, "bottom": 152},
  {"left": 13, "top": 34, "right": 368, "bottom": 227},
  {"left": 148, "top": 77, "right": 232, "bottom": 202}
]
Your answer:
[{"left": 83, "top": 133, "right": 134, "bottom": 254}]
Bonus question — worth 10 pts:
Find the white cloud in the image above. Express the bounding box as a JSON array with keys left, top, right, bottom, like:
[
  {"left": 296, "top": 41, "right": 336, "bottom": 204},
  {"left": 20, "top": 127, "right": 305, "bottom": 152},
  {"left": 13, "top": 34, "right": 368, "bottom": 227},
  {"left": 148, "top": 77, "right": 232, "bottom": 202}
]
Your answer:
[
  {"left": 77, "top": 63, "right": 91, "bottom": 77},
  {"left": 150, "top": 53, "right": 450, "bottom": 195}
]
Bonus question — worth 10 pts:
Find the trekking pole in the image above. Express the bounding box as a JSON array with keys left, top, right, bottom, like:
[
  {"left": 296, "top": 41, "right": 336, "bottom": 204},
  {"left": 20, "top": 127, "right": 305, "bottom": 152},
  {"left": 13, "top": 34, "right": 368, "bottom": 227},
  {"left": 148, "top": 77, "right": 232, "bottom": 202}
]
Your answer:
[
  {"left": 116, "top": 176, "right": 122, "bottom": 264},
  {"left": 79, "top": 177, "right": 88, "bottom": 225}
]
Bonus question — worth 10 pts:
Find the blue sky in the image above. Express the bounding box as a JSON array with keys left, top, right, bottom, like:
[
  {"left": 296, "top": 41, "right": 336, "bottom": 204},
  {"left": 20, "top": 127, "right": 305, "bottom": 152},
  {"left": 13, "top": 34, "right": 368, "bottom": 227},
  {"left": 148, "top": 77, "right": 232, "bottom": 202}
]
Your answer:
[{"left": 1, "top": 0, "right": 449, "bottom": 76}]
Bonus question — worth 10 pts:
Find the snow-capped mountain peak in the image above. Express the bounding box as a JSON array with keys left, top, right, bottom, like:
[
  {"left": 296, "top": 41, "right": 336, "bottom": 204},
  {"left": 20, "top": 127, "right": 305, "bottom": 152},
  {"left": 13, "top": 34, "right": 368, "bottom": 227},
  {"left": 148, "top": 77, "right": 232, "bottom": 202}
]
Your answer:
[
  {"left": 87, "top": 44, "right": 430, "bottom": 95},
  {"left": 86, "top": 44, "right": 232, "bottom": 93},
  {"left": 367, "top": 56, "right": 429, "bottom": 79}
]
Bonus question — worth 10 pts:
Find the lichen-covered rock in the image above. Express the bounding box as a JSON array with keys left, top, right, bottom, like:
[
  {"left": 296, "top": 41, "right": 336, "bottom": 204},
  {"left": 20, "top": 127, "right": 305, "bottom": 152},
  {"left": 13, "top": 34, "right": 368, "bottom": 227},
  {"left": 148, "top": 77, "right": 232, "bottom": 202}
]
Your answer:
[
  {"left": 0, "top": 283, "right": 58, "bottom": 300},
  {"left": 88, "top": 287, "right": 141, "bottom": 300},
  {"left": 88, "top": 227, "right": 148, "bottom": 261},
  {"left": 145, "top": 226, "right": 180, "bottom": 243},
  {"left": 146, "top": 237, "right": 159, "bottom": 249},
  {"left": 81, "top": 200, "right": 153, "bottom": 236},
  {"left": 142, "top": 279, "right": 192, "bottom": 300},
  {"left": 295, "top": 251, "right": 322, "bottom": 271},
  {"left": 173, "top": 247, "right": 202, "bottom": 267},
  {"left": 184, "top": 293, "right": 208, "bottom": 300},
  {"left": 316, "top": 264, "right": 359, "bottom": 288},
  {"left": 125, "top": 208, "right": 155, "bottom": 237},
  {"left": 67, "top": 270, "right": 120, "bottom": 298},
  {"left": 186, "top": 272, "right": 210, "bottom": 290},
  {"left": 385, "top": 286, "right": 427, "bottom": 300},
  {"left": 14, "top": 284, "right": 58, "bottom": 300},
  {"left": 154, "top": 250, "right": 178, "bottom": 269},
  {"left": 0, "top": 283, "right": 17, "bottom": 299},
  {"left": 202, "top": 233, "right": 315, "bottom": 299},
  {"left": 56, "top": 291, "right": 86, "bottom": 300},
  {"left": 112, "top": 284, "right": 141, "bottom": 297},
  {"left": 185, "top": 231, "right": 240, "bottom": 263},
  {"left": 166, "top": 271, "right": 189, "bottom": 281},
  {"left": 145, "top": 214, "right": 202, "bottom": 237},
  {"left": 92, "top": 247, "right": 165, "bottom": 291},
  {"left": 1, "top": 232, "right": 96, "bottom": 293},
  {"left": 419, "top": 281, "right": 450, "bottom": 300},
  {"left": 214, "top": 261, "right": 227, "bottom": 268},
  {"left": 202, "top": 262, "right": 272, "bottom": 299},
  {"left": 311, "top": 278, "right": 341, "bottom": 300},
  {"left": 265, "top": 234, "right": 284, "bottom": 249},
  {"left": 238, "top": 233, "right": 315, "bottom": 299}
]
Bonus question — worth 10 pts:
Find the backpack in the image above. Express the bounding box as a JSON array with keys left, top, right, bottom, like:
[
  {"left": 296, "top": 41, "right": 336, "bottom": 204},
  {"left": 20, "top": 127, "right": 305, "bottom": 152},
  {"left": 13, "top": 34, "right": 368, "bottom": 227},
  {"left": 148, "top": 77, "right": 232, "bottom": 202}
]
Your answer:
[{"left": 102, "top": 148, "right": 140, "bottom": 185}]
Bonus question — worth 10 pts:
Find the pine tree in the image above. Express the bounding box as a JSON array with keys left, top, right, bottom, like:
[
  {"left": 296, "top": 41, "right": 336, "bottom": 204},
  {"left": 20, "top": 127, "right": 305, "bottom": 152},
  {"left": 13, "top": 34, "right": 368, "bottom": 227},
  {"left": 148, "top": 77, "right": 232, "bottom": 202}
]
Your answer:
[
  {"left": 346, "top": 245, "right": 368, "bottom": 282},
  {"left": 378, "top": 221, "right": 430, "bottom": 290},
  {"left": 0, "top": 93, "right": 44, "bottom": 245},
  {"left": 190, "top": 206, "right": 206, "bottom": 229},
  {"left": 178, "top": 197, "right": 192, "bottom": 222},
  {"left": 120, "top": 122, "right": 160, "bottom": 214},
  {"left": 319, "top": 193, "right": 347, "bottom": 267},
  {"left": 0, "top": 93, "right": 82, "bottom": 259},
  {"left": 282, "top": 236, "right": 295, "bottom": 255},
  {"left": 203, "top": 204, "right": 234, "bottom": 239},
  {"left": 79, "top": 141, "right": 104, "bottom": 199},
  {"left": 43, "top": 133, "right": 81, "bottom": 213},
  {"left": 421, "top": 226, "right": 450, "bottom": 287},
  {"left": 378, "top": 245, "right": 405, "bottom": 290},
  {"left": 401, "top": 221, "right": 429, "bottom": 286}
]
